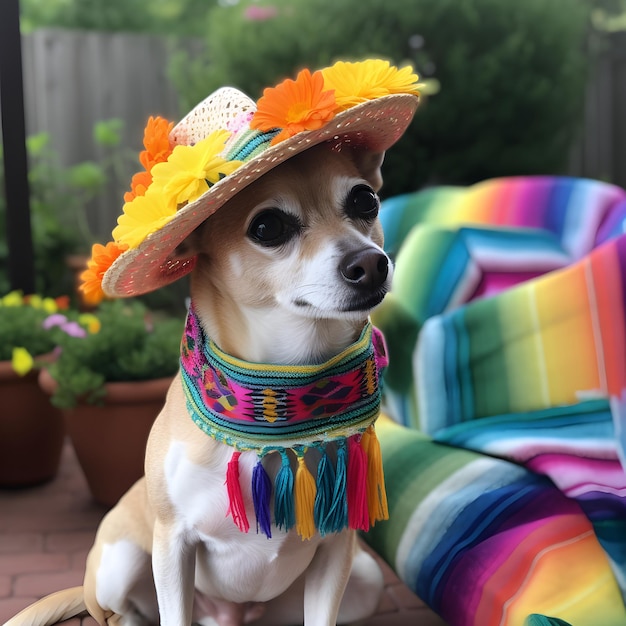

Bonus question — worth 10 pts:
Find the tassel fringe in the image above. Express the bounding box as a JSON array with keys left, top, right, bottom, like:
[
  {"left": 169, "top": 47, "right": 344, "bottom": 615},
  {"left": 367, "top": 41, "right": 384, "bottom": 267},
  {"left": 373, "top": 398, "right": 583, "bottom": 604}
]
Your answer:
[
  {"left": 252, "top": 459, "right": 272, "bottom": 538},
  {"left": 362, "top": 425, "right": 389, "bottom": 524},
  {"left": 323, "top": 439, "right": 348, "bottom": 533},
  {"left": 274, "top": 450, "right": 295, "bottom": 531},
  {"left": 295, "top": 452, "right": 317, "bottom": 540},
  {"left": 314, "top": 446, "right": 336, "bottom": 536},
  {"left": 226, "top": 428, "right": 386, "bottom": 539},
  {"left": 347, "top": 435, "right": 370, "bottom": 532},
  {"left": 225, "top": 451, "right": 250, "bottom": 533}
]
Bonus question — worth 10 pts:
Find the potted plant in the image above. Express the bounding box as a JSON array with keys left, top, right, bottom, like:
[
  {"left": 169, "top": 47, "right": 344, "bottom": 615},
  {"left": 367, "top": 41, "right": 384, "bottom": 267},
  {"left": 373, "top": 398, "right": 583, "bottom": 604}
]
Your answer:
[
  {"left": 38, "top": 299, "right": 184, "bottom": 506},
  {"left": 0, "top": 291, "right": 67, "bottom": 486}
]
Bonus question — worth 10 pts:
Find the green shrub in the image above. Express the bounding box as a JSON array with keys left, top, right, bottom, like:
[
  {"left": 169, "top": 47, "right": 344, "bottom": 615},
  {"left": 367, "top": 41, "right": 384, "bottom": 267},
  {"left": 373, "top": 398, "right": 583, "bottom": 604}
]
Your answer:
[{"left": 173, "top": 0, "right": 589, "bottom": 197}]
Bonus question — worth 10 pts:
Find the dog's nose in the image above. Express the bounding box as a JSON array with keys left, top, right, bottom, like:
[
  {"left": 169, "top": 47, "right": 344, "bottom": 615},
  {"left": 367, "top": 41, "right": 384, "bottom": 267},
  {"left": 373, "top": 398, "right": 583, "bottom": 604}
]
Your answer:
[{"left": 340, "top": 249, "right": 389, "bottom": 290}]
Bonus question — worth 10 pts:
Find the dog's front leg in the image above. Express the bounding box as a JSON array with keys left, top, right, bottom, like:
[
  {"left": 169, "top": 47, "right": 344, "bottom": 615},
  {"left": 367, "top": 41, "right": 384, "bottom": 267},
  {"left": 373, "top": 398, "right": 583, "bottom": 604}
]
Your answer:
[
  {"left": 303, "top": 531, "right": 356, "bottom": 626},
  {"left": 152, "top": 520, "right": 196, "bottom": 626}
]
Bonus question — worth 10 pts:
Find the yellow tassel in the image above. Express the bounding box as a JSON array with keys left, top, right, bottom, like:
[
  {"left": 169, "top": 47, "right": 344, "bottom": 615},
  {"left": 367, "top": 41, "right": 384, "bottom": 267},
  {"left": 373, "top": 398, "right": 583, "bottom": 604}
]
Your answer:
[
  {"left": 295, "top": 452, "right": 317, "bottom": 540},
  {"left": 363, "top": 425, "right": 389, "bottom": 525}
]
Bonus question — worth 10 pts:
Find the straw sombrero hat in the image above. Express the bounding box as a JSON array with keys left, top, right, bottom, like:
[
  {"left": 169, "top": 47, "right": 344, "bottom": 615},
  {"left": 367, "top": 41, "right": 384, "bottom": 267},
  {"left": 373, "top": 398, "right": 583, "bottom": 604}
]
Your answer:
[{"left": 80, "top": 59, "right": 421, "bottom": 303}]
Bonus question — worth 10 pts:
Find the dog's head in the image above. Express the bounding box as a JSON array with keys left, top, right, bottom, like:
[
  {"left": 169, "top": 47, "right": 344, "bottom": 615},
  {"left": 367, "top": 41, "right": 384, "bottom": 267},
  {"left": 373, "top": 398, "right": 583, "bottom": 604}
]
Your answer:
[{"left": 177, "top": 143, "right": 392, "bottom": 362}]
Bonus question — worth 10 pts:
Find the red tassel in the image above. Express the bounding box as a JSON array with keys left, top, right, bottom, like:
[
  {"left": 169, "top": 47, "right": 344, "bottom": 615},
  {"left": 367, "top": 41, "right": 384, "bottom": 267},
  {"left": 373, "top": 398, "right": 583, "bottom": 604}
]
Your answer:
[
  {"left": 225, "top": 451, "right": 250, "bottom": 533},
  {"left": 347, "top": 435, "right": 369, "bottom": 532}
]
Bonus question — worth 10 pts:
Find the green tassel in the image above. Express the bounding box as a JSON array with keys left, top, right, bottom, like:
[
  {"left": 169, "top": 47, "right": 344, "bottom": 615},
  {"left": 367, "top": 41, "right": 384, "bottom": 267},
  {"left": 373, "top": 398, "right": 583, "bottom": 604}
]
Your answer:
[
  {"left": 314, "top": 445, "right": 336, "bottom": 536},
  {"left": 273, "top": 449, "right": 295, "bottom": 531},
  {"left": 321, "top": 439, "right": 348, "bottom": 534}
]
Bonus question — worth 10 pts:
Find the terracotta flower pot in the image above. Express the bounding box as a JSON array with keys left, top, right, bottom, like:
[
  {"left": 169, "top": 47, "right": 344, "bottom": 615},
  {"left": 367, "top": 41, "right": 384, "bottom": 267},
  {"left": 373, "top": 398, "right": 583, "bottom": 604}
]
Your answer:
[
  {"left": 38, "top": 369, "right": 173, "bottom": 507},
  {"left": 0, "top": 360, "right": 65, "bottom": 487}
]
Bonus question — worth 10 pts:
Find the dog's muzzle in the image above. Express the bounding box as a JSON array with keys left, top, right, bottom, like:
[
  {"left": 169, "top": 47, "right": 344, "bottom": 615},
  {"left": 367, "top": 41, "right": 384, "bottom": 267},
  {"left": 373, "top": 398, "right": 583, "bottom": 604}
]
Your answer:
[
  {"left": 340, "top": 248, "right": 389, "bottom": 291},
  {"left": 339, "top": 248, "right": 391, "bottom": 312}
]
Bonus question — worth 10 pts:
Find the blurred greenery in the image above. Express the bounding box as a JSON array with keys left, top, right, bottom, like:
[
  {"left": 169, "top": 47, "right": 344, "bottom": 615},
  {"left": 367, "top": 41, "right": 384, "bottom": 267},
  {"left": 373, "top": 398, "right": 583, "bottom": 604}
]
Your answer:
[
  {"left": 166, "top": 0, "right": 591, "bottom": 197},
  {"left": 591, "top": 0, "right": 626, "bottom": 30},
  {"left": 0, "top": 120, "right": 131, "bottom": 298},
  {"left": 14, "top": 0, "right": 612, "bottom": 198},
  {"left": 19, "top": 0, "right": 219, "bottom": 36}
]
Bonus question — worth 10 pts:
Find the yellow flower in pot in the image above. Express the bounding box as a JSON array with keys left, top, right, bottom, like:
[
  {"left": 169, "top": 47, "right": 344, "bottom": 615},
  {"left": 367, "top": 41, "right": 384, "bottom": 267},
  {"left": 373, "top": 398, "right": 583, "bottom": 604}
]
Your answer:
[{"left": 0, "top": 291, "right": 69, "bottom": 486}]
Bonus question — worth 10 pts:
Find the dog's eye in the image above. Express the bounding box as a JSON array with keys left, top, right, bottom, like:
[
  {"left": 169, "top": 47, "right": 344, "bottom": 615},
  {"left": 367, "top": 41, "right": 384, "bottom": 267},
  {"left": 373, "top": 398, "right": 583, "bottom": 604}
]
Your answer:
[
  {"left": 346, "top": 185, "right": 379, "bottom": 220},
  {"left": 248, "top": 209, "right": 300, "bottom": 247}
]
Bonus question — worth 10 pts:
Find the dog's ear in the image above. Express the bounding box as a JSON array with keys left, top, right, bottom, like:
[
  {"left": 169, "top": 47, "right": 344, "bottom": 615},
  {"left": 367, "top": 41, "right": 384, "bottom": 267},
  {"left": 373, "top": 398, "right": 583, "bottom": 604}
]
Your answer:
[{"left": 351, "top": 149, "right": 385, "bottom": 191}]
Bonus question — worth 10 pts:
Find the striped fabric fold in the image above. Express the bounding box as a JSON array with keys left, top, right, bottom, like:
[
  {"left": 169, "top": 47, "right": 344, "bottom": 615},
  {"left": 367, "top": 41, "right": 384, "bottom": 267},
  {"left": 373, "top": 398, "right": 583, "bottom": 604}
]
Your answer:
[
  {"left": 366, "top": 416, "right": 626, "bottom": 626},
  {"left": 367, "top": 175, "right": 626, "bottom": 626}
]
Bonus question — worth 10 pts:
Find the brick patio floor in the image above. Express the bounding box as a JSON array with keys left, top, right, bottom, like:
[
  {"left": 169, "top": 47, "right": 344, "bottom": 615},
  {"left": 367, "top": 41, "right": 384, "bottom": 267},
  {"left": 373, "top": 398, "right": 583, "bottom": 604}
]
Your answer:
[{"left": 0, "top": 439, "right": 447, "bottom": 626}]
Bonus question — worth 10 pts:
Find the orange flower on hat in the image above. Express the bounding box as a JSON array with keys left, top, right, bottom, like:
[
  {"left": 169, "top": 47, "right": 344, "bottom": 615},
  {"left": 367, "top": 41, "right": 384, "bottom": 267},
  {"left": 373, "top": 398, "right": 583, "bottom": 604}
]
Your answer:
[
  {"left": 321, "top": 59, "right": 420, "bottom": 111},
  {"left": 251, "top": 69, "right": 337, "bottom": 145},
  {"left": 124, "top": 170, "right": 153, "bottom": 203},
  {"left": 79, "top": 241, "right": 128, "bottom": 306},
  {"left": 124, "top": 116, "right": 174, "bottom": 202},
  {"left": 139, "top": 116, "right": 174, "bottom": 171}
]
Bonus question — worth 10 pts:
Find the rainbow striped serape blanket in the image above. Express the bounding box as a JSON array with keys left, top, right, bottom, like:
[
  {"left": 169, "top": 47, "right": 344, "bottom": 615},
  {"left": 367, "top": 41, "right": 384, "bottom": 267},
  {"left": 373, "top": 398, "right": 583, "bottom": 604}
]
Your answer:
[{"left": 367, "top": 176, "right": 626, "bottom": 626}]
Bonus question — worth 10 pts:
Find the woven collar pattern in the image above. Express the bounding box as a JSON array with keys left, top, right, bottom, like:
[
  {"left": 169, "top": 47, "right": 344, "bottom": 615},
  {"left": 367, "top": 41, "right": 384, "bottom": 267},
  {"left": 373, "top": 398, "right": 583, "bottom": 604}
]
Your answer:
[
  {"left": 179, "top": 304, "right": 390, "bottom": 540},
  {"left": 180, "top": 304, "right": 388, "bottom": 452}
]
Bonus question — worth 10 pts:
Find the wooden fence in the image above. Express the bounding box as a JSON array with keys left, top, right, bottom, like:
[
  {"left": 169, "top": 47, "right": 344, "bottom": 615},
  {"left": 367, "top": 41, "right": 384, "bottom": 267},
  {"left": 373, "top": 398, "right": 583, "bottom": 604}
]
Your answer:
[
  {"left": 17, "top": 28, "right": 626, "bottom": 242},
  {"left": 569, "top": 31, "right": 626, "bottom": 189},
  {"left": 21, "top": 28, "right": 199, "bottom": 239}
]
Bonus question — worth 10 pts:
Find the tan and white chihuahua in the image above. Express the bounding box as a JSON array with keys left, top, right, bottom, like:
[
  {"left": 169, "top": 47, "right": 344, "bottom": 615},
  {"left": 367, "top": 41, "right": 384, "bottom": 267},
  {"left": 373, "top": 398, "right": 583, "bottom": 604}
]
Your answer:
[{"left": 5, "top": 141, "right": 391, "bottom": 626}]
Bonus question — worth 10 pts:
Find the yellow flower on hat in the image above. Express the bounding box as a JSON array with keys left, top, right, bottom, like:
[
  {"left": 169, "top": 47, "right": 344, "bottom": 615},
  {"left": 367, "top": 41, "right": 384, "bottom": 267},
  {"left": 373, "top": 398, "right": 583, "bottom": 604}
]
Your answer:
[
  {"left": 321, "top": 59, "right": 420, "bottom": 111},
  {"left": 113, "top": 190, "right": 177, "bottom": 249},
  {"left": 149, "top": 129, "right": 242, "bottom": 207}
]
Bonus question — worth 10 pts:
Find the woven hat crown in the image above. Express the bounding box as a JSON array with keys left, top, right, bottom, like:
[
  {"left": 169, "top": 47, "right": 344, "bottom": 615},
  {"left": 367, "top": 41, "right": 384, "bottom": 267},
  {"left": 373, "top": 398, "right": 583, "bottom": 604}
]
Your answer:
[{"left": 171, "top": 87, "right": 257, "bottom": 147}]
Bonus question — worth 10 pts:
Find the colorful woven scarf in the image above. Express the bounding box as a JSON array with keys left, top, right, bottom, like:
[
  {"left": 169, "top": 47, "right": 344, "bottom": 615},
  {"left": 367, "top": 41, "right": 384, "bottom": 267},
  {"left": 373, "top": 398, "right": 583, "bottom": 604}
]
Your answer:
[{"left": 180, "top": 304, "right": 389, "bottom": 540}]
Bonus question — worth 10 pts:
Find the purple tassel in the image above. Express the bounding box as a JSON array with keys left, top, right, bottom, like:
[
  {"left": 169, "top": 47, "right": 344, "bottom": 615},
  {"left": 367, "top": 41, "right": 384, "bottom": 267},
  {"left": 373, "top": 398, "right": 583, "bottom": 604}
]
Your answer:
[{"left": 252, "top": 458, "right": 272, "bottom": 538}]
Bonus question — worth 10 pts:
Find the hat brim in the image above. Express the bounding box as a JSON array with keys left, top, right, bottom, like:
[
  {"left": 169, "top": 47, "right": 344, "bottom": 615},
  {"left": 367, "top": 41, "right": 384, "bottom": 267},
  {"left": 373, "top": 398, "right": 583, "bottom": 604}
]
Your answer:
[{"left": 102, "top": 92, "right": 419, "bottom": 298}]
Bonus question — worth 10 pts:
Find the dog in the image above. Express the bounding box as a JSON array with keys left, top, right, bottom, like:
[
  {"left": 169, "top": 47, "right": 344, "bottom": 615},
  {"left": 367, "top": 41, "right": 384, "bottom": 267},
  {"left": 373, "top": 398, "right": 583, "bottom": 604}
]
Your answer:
[{"left": 5, "top": 141, "right": 393, "bottom": 626}]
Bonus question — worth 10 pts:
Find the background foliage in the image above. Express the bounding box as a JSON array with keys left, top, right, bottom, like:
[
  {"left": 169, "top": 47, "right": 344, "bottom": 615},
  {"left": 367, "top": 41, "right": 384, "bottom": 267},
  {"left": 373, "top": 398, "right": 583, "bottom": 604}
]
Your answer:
[
  {"left": 0, "top": 116, "right": 140, "bottom": 298},
  {"left": 16, "top": 0, "right": 624, "bottom": 199},
  {"left": 0, "top": 131, "right": 109, "bottom": 297},
  {"left": 19, "top": 0, "right": 218, "bottom": 36},
  {"left": 170, "top": 0, "right": 591, "bottom": 197}
]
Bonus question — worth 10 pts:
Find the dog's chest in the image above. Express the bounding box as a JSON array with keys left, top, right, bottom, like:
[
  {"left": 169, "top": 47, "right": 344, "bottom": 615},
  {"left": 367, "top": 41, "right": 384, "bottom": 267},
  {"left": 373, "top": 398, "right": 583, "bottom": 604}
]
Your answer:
[
  {"left": 193, "top": 527, "right": 316, "bottom": 602},
  {"left": 163, "top": 440, "right": 319, "bottom": 600},
  {"left": 163, "top": 439, "right": 234, "bottom": 530}
]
